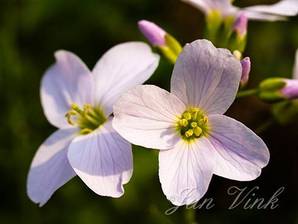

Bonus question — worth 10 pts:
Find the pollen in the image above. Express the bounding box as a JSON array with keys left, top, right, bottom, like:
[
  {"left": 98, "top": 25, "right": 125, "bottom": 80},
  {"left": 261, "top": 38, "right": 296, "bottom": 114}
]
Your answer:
[
  {"left": 176, "top": 107, "right": 209, "bottom": 142},
  {"left": 65, "top": 103, "right": 107, "bottom": 135}
]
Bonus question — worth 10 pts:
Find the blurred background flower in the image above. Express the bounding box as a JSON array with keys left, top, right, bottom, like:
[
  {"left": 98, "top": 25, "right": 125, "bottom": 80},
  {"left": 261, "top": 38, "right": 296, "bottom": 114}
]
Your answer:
[{"left": 0, "top": 0, "right": 297, "bottom": 223}]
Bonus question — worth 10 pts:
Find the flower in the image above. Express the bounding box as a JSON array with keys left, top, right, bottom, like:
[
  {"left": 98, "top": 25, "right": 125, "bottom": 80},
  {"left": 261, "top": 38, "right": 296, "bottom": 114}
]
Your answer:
[
  {"left": 182, "top": 0, "right": 298, "bottom": 21},
  {"left": 138, "top": 20, "right": 166, "bottom": 47},
  {"left": 240, "top": 57, "right": 251, "bottom": 86},
  {"left": 113, "top": 40, "right": 270, "bottom": 206},
  {"left": 259, "top": 49, "right": 298, "bottom": 101},
  {"left": 27, "top": 42, "right": 160, "bottom": 206}
]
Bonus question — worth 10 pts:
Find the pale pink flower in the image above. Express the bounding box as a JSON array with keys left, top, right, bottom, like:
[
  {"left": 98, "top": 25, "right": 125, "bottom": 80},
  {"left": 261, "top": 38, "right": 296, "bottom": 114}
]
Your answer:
[
  {"left": 27, "top": 42, "right": 160, "bottom": 206},
  {"left": 113, "top": 40, "right": 270, "bottom": 206},
  {"left": 183, "top": 0, "right": 298, "bottom": 21}
]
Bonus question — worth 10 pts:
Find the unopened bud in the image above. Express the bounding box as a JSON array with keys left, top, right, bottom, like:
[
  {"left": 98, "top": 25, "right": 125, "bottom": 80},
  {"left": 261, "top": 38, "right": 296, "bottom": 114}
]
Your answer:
[
  {"left": 240, "top": 57, "right": 251, "bottom": 86},
  {"left": 233, "top": 13, "right": 248, "bottom": 38},
  {"left": 281, "top": 79, "right": 298, "bottom": 99},
  {"left": 138, "top": 20, "right": 166, "bottom": 47},
  {"left": 258, "top": 78, "right": 289, "bottom": 102}
]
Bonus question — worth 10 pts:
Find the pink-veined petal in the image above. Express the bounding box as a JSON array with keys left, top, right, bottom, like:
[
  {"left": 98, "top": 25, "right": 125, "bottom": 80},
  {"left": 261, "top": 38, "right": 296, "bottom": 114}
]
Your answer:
[
  {"left": 159, "top": 139, "right": 214, "bottom": 206},
  {"left": 67, "top": 120, "right": 133, "bottom": 197},
  {"left": 92, "top": 42, "right": 160, "bottom": 116},
  {"left": 171, "top": 39, "right": 242, "bottom": 115},
  {"left": 113, "top": 85, "right": 185, "bottom": 150},
  {"left": 27, "top": 128, "right": 77, "bottom": 206},
  {"left": 208, "top": 115, "right": 270, "bottom": 181},
  {"left": 41, "top": 50, "right": 94, "bottom": 128}
]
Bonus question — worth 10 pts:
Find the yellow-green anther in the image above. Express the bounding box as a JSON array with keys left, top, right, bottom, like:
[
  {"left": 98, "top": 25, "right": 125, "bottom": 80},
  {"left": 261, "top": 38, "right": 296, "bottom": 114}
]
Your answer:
[
  {"left": 179, "top": 119, "right": 188, "bottom": 127},
  {"left": 185, "top": 129, "right": 194, "bottom": 138},
  {"left": 176, "top": 107, "right": 210, "bottom": 142},
  {"left": 71, "top": 103, "right": 84, "bottom": 115},
  {"left": 65, "top": 104, "right": 107, "bottom": 135},
  {"left": 191, "top": 122, "right": 198, "bottom": 128},
  {"left": 183, "top": 112, "right": 192, "bottom": 120},
  {"left": 194, "top": 127, "right": 202, "bottom": 137}
]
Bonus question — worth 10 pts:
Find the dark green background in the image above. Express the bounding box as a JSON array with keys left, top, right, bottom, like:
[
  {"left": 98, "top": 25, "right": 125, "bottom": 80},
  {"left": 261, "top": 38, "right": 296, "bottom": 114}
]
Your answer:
[{"left": 0, "top": 0, "right": 297, "bottom": 223}]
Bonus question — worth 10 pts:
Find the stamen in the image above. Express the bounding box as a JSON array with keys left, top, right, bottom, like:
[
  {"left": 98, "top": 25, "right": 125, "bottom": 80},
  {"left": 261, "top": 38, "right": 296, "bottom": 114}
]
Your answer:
[
  {"left": 185, "top": 129, "right": 194, "bottom": 138},
  {"left": 176, "top": 107, "right": 209, "bottom": 142},
  {"left": 179, "top": 119, "right": 188, "bottom": 127},
  {"left": 65, "top": 104, "right": 107, "bottom": 135}
]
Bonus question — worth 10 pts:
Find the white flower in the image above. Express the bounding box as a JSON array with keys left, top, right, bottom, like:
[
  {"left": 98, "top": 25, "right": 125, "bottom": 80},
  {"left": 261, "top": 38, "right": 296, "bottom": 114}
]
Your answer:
[
  {"left": 27, "top": 42, "right": 160, "bottom": 206},
  {"left": 113, "top": 40, "right": 270, "bottom": 206},
  {"left": 183, "top": 0, "right": 298, "bottom": 21}
]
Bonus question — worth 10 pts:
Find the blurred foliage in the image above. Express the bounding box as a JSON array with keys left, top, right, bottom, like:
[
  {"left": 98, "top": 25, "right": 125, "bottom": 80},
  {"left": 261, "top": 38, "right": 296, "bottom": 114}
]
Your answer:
[{"left": 0, "top": 0, "right": 298, "bottom": 223}]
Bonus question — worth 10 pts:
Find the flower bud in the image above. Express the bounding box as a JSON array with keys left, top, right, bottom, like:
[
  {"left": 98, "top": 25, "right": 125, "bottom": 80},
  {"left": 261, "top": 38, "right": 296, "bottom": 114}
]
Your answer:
[
  {"left": 281, "top": 79, "right": 298, "bottom": 99},
  {"left": 258, "top": 78, "right": 298, "bottom": 102},
  {"left": 233, "top": 13, "right": 248, "bottom": 38},
  {"left": 138, "top": 20, "right": 182, "bottom": 64},
  {"left": 138, "top": 20, "right": 166, "bottom": 47},
  {"left": 240, "top": 57, "right": 251, "bottom": 86}
]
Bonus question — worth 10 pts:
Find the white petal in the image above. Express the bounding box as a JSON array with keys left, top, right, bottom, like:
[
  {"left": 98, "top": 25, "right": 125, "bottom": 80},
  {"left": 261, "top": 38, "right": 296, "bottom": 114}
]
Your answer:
[
  {"left": 171, "top": 39, "right": 242, "bottom": 115},
  {"left": 92, "top": 42, "right": 160, "bottom": 115},
  {"left": 113, "top": 85, "right": 185, "bottom": 150},
  {"left": 244, "top": 0, "right": 298, "bottom": 17},
  {"left": 67, "top": 120, "right": 133, "bottom": 197},
  {"left": 293, "top": 49, "right": 298, "bottom": 79},
  {"left": 208, "top": 115, "right": 270, "bottom": 181},
  {"left": 159, "top": 139, "right": 214, "bottom": 206},
  {"left": 27, "top": 128, "right": 77, "bottom": 206},
  {"left": 41, "top": 50, "right": 94, "bottom": 128}
]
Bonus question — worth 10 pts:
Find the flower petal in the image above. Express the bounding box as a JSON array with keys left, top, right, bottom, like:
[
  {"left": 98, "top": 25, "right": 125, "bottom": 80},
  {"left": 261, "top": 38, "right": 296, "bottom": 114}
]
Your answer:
[
  {"left": 243, "top": 0, "right": 298, "bottom": 17},
  {"left": 293, "top": 49, "right": 298, "bottom": 79},
  {"left": 67, "top": 120, "right": 133, "bottom": 197},
  {"left": 171, "top": 39, "right": 242, "bottom": 115},
  {"left": 27, "top": 128, "right": 77, "bottom": 206},
  {"left": 41, "top": 50, "right": 94, "bottom": 128},
  {"left": 159, "top": 139, "right": 214, "bottom": 206},
  {"left": 113, "top": 85, "right": 185, "bottom": 150},
  {"left": 92, "top": 42, "right": 160, "bottom": 115},
  {"left": 208, "top": 115, "right": 270, "bottom": 181}
]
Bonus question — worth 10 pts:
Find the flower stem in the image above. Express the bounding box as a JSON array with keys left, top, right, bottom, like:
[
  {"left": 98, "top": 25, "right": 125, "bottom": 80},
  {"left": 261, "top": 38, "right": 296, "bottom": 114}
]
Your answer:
[
  {"left": 237, "top": 89, "right": 258, "bottom": 98},
  {"left": 184, "top": 208, "right": 197, "bottom": 224}
]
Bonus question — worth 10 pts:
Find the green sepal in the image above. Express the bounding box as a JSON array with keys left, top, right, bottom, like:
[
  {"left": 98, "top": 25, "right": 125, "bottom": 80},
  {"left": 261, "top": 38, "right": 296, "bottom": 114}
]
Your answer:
[
  {"left": 258, "top": 91, "right": 285, "bottom": 103},
  {"left": 259, "top": 78, "right": 286, "bottom": 91},
  {"left": 205, "top": 10, "right": 223, "bottom": 43},
  {"left": 164, "top": 34, "right": 182, "bottom": 56}
]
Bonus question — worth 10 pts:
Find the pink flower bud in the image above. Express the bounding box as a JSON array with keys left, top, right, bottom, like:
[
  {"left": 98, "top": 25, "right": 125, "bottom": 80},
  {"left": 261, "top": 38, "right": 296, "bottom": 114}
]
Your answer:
[
  {"left": 281, "top": 79, "right": 298, "bottom": 99},
  {"left": 233, "top": 13, "right": 248, "bottom": 37},
  {"left": 138, "top": 20, "right": 166, "bottom": 47},
  {"left": 240, "top": 57, "right": 251, "bottom": 85}
]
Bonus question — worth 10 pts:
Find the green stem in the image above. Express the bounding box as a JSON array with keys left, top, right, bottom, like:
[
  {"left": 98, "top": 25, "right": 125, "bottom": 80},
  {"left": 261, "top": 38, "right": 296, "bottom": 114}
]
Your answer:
[
  {"left": 184, "top": 208, "right": 197, "bottom": 224},
  {"left": 237, "top": 89, "right": 258, "bottom": 98}
]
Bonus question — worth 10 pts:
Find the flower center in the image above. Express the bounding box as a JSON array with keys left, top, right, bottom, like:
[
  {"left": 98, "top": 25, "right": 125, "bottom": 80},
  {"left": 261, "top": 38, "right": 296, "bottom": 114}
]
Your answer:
[
  {"left": 65, "top": 104, "right": 107, "bottom": 135},
  {"left": 176, "top": 107, "right": 209, "bottom": 142}
]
